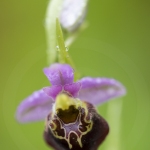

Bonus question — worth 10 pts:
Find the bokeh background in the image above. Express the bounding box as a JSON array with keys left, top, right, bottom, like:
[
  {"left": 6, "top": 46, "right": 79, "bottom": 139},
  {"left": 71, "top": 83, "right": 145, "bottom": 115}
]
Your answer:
[{"left": 0, "top": 0, "right": 150, "bottom": 150}]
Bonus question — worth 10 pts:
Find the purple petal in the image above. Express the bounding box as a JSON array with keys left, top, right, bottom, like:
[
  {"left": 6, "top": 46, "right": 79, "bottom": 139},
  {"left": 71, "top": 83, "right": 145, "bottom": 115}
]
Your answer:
[
  {"left": 43, "top": 85, "right": 63, "bottom": 99},
  {"left": 64, "top": 82, "right": 81, "bottom": 97},
  {"left": 43, "top": 63, "right": 74, "bottom": 86},
  {"left": 78, "top": 77, "right": 126, "bottom": 105},
  {"left": 16, "top": 89, "right": 53, "bottom": 123}
]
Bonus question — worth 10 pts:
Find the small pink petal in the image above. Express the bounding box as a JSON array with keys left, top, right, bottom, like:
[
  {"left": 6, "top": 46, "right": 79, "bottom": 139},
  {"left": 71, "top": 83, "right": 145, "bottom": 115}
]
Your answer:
[
  {"left": 64, "top": 82, "right": 81, "bottom": 97},
  {"left": 43, "top": 85, "right": 63, "bottom": 99}
]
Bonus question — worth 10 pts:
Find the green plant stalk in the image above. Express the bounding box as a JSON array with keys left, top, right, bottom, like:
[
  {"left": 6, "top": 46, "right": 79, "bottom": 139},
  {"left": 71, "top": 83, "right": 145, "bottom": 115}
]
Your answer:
[
  {"left": 45, "top": 0, "right": 81, "bottom": 80},
  {"left": 104, "top": 99, "right": 123, "bottom": 150},
  {"left": 45, "top": 0, "right": 63, "bottom": 65},
  {"left": 56, "top": 19, "right": 80, "bottom": 81}
]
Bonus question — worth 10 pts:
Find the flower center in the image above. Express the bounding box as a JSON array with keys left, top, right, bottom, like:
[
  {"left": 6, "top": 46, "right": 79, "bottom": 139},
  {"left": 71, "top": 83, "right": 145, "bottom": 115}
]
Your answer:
[
  {"left": 57, "top": 105, "right": 79, "bottom": 124},
  {"left": 48, "top": 94, "right": 93, "bottom": 149}
]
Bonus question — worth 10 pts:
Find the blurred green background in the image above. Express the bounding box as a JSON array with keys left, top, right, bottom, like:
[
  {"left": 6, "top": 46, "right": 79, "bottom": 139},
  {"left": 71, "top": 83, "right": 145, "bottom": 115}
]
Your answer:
[{"left": 0, "top": 0, "right": 150, "bottom": 150}]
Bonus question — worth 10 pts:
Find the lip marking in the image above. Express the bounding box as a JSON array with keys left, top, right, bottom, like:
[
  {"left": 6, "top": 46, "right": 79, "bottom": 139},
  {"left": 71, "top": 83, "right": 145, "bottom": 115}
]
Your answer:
[{"left": 49, "top": 107, "right": 93, "bottom": 149}]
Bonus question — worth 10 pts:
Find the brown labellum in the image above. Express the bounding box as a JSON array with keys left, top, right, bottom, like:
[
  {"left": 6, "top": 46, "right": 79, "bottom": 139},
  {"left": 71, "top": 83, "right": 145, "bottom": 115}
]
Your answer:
[{"left": 43, "top": 101, "right": 109, "bottom": 150}]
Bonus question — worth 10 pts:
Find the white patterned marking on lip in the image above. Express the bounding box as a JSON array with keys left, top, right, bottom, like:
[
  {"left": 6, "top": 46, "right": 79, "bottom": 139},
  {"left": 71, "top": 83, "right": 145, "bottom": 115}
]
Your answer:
[{"left": 49, "top": 105, "right": 93, "bottom": 149}]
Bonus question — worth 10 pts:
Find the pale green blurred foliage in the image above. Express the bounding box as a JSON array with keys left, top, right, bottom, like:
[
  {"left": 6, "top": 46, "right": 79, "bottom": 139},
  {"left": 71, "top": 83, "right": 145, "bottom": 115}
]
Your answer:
[{"left": 0, "top": 0, "right": 150, "bottom": 150}]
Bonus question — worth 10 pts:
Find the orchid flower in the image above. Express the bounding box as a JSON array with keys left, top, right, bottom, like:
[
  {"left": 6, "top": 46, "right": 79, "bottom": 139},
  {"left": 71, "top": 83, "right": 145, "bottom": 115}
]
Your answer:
[
  {"left": 16, "top": 1, "right": 126, "bottom": 149},
  {"left": 16, "top": 63, "right": 126, "bottom": 150},
  {"left": 16, "top": 63, "right": 125, "bottom": 123},
  {"left": 16, "top": 11, "right": 126, "bottom": 150}
]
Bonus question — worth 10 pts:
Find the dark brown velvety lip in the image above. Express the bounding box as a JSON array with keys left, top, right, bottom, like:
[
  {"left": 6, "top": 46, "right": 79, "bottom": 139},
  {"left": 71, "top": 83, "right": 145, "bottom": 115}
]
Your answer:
[{"left": 43, "top": 101, "right": 109, "bottom": 150}]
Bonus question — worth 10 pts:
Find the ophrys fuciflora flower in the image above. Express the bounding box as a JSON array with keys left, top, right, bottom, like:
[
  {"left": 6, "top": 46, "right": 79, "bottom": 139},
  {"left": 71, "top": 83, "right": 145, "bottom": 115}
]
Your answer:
[{"left": 16, "top": 63, "right": 126, "bottom": 150}]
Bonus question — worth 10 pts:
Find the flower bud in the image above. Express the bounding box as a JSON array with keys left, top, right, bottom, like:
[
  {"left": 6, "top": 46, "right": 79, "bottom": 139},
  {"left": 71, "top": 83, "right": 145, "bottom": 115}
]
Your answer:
[
  {"left": 43, "top": 94, "right": 109, "bottom": 150},
  {"left": 59, "top": 0, "right": 88, "bottom": 32}
]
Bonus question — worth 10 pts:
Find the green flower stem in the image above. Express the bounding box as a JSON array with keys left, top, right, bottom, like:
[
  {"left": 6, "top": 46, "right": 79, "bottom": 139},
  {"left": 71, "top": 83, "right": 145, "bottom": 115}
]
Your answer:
[
  {"left": 105, "top": 99, "right": 123, "bottom": 150},
  {"left": 56, "top": 19, "right": 80, "bottom": 81},
  {"left": 45, "top": 0, "right": 81, "bottom": 80},
  {"left": 45, "top": 0, "right": 63, "bottom": 64}
]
